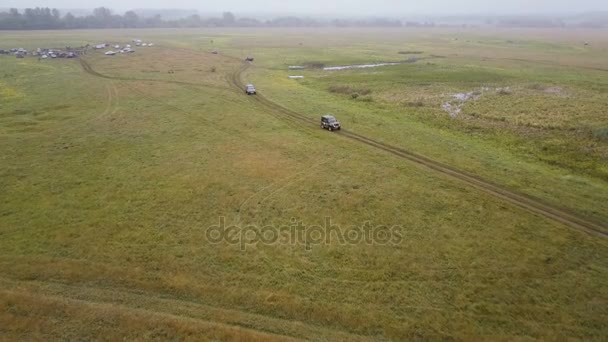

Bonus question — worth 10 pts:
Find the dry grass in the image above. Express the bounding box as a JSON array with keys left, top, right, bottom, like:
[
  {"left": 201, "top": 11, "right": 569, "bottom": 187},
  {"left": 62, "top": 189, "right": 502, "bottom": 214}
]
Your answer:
[
  {"left": 0, "top": 290, "right": 299, "bottom": 341},
  {"left": 0, "top": 28, "right": 607, "bottom": 340}
]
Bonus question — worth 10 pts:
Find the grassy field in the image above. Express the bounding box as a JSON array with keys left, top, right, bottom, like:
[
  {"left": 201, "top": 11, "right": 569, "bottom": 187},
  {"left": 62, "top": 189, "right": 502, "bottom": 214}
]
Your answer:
[{"left": 1, "top": 28, "right": 607, "bottom": 340}]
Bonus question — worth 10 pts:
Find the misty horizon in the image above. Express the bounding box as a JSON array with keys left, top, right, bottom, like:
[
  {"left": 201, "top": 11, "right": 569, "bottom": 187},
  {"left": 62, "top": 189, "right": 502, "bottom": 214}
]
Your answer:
[{"left": 3, "top": 0, "right": 608, "bottom": 17}]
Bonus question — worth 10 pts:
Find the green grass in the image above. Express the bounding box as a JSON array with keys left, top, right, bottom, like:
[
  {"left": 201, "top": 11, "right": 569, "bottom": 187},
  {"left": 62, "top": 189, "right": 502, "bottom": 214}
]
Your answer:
[{"left": 0, "top": 28, "right": 607, "bottom": 340}]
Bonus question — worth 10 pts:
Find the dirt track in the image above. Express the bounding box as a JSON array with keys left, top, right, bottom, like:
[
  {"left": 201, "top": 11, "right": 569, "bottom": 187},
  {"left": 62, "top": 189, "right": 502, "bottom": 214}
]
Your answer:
[
  {"left": 229, "top": 62, "right": 608, "bottom": 238},
  {"left": 79, "top": 58, "right": 232, "bottom": 90},
  {"left": 77, "top": 55, "right": 607, "bottom": 238}
]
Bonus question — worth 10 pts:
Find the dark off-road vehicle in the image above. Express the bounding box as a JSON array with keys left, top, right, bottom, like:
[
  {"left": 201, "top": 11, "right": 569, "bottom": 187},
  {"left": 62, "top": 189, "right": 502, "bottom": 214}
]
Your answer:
[
  {"left": 245, "top": 84, "right": 257, "bottom": 95},
  {"left": 321, "top": 115, "right": 341, "bottom": 131}
]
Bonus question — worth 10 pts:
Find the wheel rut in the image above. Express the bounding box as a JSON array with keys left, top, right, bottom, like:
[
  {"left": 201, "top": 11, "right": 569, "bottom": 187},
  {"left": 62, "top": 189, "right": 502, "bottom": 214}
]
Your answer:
[{"left": 230, "top": 62, "right": 608, "bottom": 238}]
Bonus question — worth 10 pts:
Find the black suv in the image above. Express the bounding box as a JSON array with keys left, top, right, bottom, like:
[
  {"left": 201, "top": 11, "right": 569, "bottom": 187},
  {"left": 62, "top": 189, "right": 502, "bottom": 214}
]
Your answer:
[
  {"left": 245, "top": 84, "right": 256, "bottom": 95},
  {"left": 321, "top": 115, "right": 341, "bottom": 131}
]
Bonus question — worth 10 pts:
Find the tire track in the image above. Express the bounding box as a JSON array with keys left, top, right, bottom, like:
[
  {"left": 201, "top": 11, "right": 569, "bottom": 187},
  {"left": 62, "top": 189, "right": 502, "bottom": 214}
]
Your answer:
[
  {"left": 228, "top": 63, "right": 313, "bottom": 132},
  {"left": 0, "top": 276, "right": 370, "bottom": 341},
  {"left": 230, "top": 63, "right": 608, "bottom": 238},
  {"left": 79, "top": 58, "right": 233, "bottom": 91},
  {"left": 234, "top": 156, "right": 338, "bottom": 227},
  {"left": 96, "top": 80, "right": 120, "bottom": 122},
  {"left": 79, "top": 57, "right": 309, "bottom": 157}
]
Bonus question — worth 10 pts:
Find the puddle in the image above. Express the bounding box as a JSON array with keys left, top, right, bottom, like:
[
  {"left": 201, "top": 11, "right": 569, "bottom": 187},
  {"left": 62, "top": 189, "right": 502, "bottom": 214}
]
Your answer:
[
  {"left": 324, "top": 62, "right": 400, "bottom": 71},
  {"left": 323, "top": 59, "right": 416, "bottom": 71}
]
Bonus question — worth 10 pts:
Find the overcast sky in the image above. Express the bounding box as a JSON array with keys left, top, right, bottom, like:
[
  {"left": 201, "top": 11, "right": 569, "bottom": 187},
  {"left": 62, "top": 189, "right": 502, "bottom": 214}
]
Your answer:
[{"left": 4, "top": 0, "right": 608, "bottom": 16}]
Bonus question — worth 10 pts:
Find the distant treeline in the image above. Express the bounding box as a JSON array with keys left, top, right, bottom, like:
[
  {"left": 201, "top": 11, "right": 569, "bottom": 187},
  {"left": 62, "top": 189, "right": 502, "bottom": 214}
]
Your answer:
[
  {"left": 0, "top": 8, "right": 606, "bottom": 30},
  {"left": 0, "top": 7, "right": 402, "bottom": 30}
]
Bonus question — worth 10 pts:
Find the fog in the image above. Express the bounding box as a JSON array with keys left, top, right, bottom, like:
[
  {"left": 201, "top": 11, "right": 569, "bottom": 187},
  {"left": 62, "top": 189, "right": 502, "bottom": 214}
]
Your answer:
[{"left": 4, "top": 0, "right": 608, "bottom": 16}]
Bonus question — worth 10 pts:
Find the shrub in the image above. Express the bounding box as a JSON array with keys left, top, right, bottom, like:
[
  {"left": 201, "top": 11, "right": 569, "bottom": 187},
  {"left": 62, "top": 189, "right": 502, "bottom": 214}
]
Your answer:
[
  {"left": 593, "top": 127, "right": 608, "bottom": 140},
  {"left": 351, "top": 93, "right": 359, "bottom": 99},
  {"left": 210, "top": 67, "right": 217, "bottom": 73}
]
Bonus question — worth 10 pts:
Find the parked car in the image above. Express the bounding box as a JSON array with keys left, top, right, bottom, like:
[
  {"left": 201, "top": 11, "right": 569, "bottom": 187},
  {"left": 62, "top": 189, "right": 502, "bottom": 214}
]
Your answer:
[
  {"left": 245, "top": 84, "right": 257, "bottom": 95},
  {"left": 320, "top": 115, "right": 341, "bottom": 131},
  {"left": 245, "top": 56, "right": 254, "bottom": 62}
]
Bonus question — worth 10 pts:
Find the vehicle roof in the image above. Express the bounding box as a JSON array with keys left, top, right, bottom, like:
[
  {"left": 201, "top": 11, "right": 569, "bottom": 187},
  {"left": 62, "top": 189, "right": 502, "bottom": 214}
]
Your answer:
[{"left": 322, "top": 115, "right": 336, "bottom": 119}]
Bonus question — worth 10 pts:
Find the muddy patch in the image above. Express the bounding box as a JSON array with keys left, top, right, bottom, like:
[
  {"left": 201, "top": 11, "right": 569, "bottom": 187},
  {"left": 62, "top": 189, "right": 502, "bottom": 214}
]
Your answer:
[
  {"left": 544, "top": 86, "right": 564, "bottom": 95},
  {"left": 526, "top": 84, "right": 568, "bottom": 96},
  {"left": 442, "top": 91, "right": 482, "bottom": 118},
  {"left": 442, "top": 87, "right": 514, "bottom": 117}
]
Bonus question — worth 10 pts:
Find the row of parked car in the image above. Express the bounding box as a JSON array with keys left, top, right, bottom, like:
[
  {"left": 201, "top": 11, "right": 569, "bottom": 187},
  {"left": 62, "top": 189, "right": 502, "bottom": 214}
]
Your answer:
[
  {"left": 0, "top": 48, "right": 27, "bottom": 58},
  {"left": 105, "top": 48, "right": 135, "bottom": 56},
  {"left": 40, "top": 51, "right": 77, "bottom": 59},
  {"left": 1, "top": 47, "right": 79, "bottom": 59}
]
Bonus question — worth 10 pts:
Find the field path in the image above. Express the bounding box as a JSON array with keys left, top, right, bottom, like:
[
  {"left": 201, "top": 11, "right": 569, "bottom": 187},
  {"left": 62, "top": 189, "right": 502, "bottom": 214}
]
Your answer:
[
  {"left": 230, "top": 62, "right": 608, "bottom": 238},
  {"left": 0, "top": 276, "right": 371, "bottom": 341},
  {"left": 79, "top": 58, "right": 232, "bottom": 91}
]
